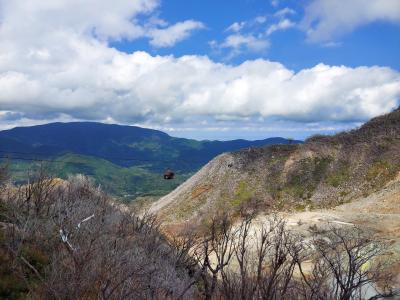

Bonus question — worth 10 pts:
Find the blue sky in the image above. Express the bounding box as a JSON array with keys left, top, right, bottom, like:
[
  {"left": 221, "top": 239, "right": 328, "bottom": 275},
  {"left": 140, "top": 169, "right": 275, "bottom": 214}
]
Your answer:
[
  {"left": 113, "top": 0, "right": 400, "bottom": 72},
  {"left": 0, "top": 0, "right": 399, "bottom": 140}
]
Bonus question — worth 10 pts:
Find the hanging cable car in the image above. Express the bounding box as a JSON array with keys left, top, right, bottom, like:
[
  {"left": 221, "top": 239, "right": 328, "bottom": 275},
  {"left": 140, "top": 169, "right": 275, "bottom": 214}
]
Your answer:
[{"left": 163, "top": 169, "right": 175, "bottom": 180}]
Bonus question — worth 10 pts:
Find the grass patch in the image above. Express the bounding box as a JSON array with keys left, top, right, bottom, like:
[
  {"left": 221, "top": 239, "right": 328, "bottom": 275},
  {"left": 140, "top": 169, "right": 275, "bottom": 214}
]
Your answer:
[
  {"left": 285, "top": 156, "right": 333, "bottom": 199},
  {"left": 231, "top": 181, "right": 253, "bottom": 207},
  {"left": 294, "top": 203, "right": 307, "bottom": 212},
  {"left": 367, "top": 160, "right": 393, "bottom": 182},
  {"left": 174, "top": 196, "right": 208, "bottom": 220},
  {"left": 327, "top": 163, "right": 351, "bottom": 187}
]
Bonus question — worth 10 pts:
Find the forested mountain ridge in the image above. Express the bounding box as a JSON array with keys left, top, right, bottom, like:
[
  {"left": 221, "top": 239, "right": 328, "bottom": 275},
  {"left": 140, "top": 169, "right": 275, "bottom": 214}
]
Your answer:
[{"left": 0, "top": 122, "right": 300, "bottom": 199}]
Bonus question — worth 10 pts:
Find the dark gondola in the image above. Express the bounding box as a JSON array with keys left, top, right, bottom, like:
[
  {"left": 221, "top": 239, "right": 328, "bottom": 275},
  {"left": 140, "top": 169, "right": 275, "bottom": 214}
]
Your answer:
[{"left": 163, "top": 169, "right": 175, "bottom": 180}]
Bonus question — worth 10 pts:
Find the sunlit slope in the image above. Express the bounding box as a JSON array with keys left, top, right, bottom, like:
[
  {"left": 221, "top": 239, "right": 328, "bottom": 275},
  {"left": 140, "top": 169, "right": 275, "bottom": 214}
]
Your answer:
[{"left": 151, "top": 108, "right": 400, "bottom": 223}]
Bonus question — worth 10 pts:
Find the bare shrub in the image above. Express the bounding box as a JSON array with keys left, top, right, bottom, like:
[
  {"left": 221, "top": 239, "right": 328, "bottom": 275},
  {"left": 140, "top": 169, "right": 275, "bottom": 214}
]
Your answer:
[
  {"left": 1, "top": 171, "right": 195, "bottom": 299},
  {"left": 219, "top": 215, "right": 301, "bottom": 300},
  {"left": 191, "top": 213, "right": 236, "bottom": 300},
  {"left": 188, "top": 213, "right": 302, "bottom": 300},
  {"left": 0, "top": 162, "right": 8, "bottom": 187},
  {"left": 182, "top": 213, "right": 398, "bottom": 300},
  {"left": 1, "top": 167, "right": 397, "bottom": 299},
  {"left": 297, "top": 226, "right": 399, "bottom": 300}
]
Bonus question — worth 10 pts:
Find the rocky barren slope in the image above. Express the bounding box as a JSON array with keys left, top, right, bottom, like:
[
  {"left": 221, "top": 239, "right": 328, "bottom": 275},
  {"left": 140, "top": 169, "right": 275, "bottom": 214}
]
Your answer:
[{"left": 150, "top": 108, "right": 400, "bottom": 225}]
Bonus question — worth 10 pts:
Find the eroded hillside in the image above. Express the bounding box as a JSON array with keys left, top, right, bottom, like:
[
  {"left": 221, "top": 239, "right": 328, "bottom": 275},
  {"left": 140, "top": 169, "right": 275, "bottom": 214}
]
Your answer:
[{"left": 150, "top": 108, "right": 400, "bottom": 225}]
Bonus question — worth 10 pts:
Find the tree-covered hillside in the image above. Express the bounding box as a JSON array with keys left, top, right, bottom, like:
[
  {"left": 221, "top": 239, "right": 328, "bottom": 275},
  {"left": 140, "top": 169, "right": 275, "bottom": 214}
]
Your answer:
[{"left": 0, "top": 122, "right": 300, "bottom": 199}]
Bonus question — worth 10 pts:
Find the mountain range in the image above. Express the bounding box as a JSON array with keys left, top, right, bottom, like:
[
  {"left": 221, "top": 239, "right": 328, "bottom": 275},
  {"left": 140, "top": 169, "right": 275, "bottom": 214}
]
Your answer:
[{"left": 0, "top": 122, "right": 300, "bottom": 199}]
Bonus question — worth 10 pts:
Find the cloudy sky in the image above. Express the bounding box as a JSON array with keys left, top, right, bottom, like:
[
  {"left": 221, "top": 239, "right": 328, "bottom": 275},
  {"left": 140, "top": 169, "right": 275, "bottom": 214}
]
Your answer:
[{"left": 0, "top": 0, "right": 399, "bottom": 140}]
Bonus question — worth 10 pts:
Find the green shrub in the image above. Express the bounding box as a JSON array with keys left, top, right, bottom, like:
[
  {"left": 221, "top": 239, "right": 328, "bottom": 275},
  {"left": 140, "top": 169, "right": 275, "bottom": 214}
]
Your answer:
[
  {"left": 231, "top": 181, "right": 253, "bottom": 207},
  {"left": 367, "top": 161, "right": 392, "bottom": 182},
  {"left": 327, "top": 164, "right": 350, "bottom": 187}
]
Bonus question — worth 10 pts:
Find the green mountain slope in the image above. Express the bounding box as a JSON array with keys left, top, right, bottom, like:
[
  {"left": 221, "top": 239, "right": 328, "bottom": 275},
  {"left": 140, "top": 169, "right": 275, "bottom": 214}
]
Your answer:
[
  {"left": 7, "top": 153, "right": 190, "bottom": 200},
  {"left": 0, "top": 122, "right": 300, "bottom": 199}
]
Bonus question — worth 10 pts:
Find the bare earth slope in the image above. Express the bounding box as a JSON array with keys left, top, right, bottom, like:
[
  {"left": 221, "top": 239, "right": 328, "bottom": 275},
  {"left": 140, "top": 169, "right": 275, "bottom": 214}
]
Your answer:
[{"left": 150, "top": 108, "right": 400, "bottom": 225}]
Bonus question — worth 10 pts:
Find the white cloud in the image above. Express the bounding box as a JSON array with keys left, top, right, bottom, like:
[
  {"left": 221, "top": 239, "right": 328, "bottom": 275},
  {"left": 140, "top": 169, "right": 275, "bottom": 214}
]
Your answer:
[
  {"left": 254, "top": 16, "right": 267, "bottom": 24},
  {"left": 1, "top": 45, "right": 399, "bottom": 126},
  {"left": 271, "top": 0, "right": 280, "bottom": 8},
  {"left": 322, "top": 41, "right": 342, "bottom": 48},
  {"left": 218, "top": 34, "right": 270, "bottom": 57},
  {"left": 148, "top": 20, "right": 205, "bottom": 47},
  {"left": 226, "top": 16, "right": 266, "bottom": 33},
  {"left": 146, "top": 16, "right": 169, "bottom": 28},
  {"left": 216, "top": 17, "right": 270, "bottom": 58},
  {"left": 274, "top": 7, "right": 296, "bottom": 18},
  {"left": 0, "top": 0, "right": 159, "bottom": 42},
  {"left": 209, "top": 33, "right": 269, "bottom": 60},
  {"left": 0, "top": 0, "right": 399, "bottom": 134},
  {"left": 0, "top": 0, "right": 203, "bottom": 52},
  {"left": 301, "top": 0, "right": 400, "bottom": 43},
  {"left": 226, "top": 21, "right": 246, "bottom": 32},
  {"left": 267, "top": 19, "right": 295, "bottom": 35}
]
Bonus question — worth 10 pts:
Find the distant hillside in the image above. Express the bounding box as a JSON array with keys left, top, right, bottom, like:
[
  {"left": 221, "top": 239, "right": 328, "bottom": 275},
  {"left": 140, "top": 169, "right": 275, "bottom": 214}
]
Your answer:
[
  {"left": 0, "top": 122, "right": 300, "bottom": 198},
  {"left": 150, "top": 108, "right": 400, "bottom": 223}
]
